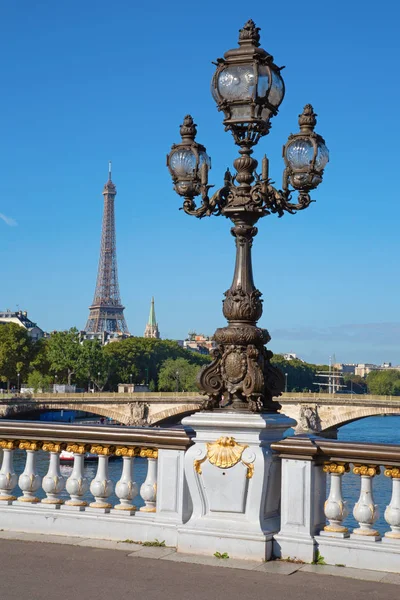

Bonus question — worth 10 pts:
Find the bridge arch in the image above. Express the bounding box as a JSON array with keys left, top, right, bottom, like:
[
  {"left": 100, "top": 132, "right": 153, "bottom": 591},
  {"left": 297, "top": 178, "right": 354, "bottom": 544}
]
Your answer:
[
  {"left": 322, "top": 406, "right": 400, "bottom": 432},
  {"left": 2, "top": 403, "right": 129, "bottom": 425},
  {"left": 149, "top": 403, "right": 202, "bottom": 426}
]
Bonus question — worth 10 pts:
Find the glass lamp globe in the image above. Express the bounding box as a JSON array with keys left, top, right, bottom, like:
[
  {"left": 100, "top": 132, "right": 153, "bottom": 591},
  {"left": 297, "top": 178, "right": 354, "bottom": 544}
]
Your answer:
[
  {"left": 167, "top": 116, "right": 211, "bottom": 198},
  {"left": 211, "top": 20, "right": 285, "bottom": 145},
  {"left": 284, "top": 105, "right": 329, "bottom": 191}
]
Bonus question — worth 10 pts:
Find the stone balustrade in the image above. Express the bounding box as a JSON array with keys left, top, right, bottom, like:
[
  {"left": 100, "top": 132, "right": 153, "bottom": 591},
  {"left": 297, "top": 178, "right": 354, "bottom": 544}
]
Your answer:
[
  {"left": 0, "top": 420, "right": 191, "bottom": 546},
  {"left": 272, "top": 436, "right": 400, "bottom": 572},
  {"left": 1, "top": 418, "right": 400, "bottom": 572}
]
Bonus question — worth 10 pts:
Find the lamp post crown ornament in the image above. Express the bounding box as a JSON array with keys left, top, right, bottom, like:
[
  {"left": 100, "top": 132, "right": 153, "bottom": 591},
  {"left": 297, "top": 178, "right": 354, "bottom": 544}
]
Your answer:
[
  {"left": 167, "top": 20, "right": 329, "bottom": 413},
  {"left": 238, "top": 19, "right": 261, "bottom": 46}
]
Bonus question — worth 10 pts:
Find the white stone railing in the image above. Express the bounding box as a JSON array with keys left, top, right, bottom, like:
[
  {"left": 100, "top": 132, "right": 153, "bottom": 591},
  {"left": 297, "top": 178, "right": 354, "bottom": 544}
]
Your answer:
[
  {"left": 0, "top": 421, "right": 191, "bottom": 546},
  {"left": 272, "top": 436, "right": 400, "bottom": 572}
]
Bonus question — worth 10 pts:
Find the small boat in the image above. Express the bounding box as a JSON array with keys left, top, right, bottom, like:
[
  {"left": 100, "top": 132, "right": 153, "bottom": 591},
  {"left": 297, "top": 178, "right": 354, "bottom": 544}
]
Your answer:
[{"left": 60, "top": 450, "right": 98, "bottom": 465}]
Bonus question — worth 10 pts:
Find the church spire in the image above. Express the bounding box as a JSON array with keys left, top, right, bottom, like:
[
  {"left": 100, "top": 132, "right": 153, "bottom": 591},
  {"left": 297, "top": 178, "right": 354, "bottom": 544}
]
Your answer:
[{"left": 144, "top": 297, "right": 160, "bottom": 339}]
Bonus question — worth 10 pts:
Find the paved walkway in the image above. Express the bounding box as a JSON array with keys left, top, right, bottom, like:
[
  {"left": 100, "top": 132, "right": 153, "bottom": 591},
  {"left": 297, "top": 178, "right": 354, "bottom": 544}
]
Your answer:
[{"left": 1, "top": 532, "right": 400, "bottom": 600}]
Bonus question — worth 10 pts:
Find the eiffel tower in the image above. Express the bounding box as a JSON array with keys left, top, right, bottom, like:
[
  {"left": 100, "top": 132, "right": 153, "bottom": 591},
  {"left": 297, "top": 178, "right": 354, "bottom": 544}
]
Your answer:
[{"left": 85, "top": 163, "right": 129, "bottom": 336}]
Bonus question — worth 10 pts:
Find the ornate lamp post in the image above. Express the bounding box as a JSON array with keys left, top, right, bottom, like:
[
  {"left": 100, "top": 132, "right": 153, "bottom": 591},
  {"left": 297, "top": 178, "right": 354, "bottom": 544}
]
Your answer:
[{"left": 167, "top": 20, "right": 328, "bottom": 414}]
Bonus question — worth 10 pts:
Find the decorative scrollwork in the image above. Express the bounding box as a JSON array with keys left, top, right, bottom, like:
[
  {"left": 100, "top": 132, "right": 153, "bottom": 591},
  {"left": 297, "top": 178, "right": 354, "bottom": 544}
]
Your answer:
[
  {"left": 0, "top": 440, "right": 18, "bottom": 450},
  {"left": 89, "top": 445, "right": 116, "bottom": 456},
  {"left": 19, "top": 441, "right": 41, "bottom": 451},
  {"left": 66, "top": 443, "right": 88, "bottom": 454},
  {"left": 384, "top": 467, "right": 400, "bottom": 479},
  {"left": 42, "top": 442, "right": 66, "bottom": 453},
  {"left": 323, "top": 462, "right": 350, "bottom": 475},
  {"left": 353, "top": 465, "right": 381, "bottom": 477}
]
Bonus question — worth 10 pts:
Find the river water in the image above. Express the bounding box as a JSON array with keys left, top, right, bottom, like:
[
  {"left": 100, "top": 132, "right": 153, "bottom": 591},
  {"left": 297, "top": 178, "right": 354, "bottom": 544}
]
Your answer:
[{"left": 10, "top": 415, "right": 400, "bottom": 533}]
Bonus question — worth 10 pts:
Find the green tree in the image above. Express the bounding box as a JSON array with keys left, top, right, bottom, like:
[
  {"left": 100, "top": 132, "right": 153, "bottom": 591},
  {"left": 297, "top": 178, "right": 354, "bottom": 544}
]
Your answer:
[
  {"left": 342, "top": 374, "right": 367, "bottom": 394},
  {"left": 26, "top": 370, "right": 53, "bottom": 393},
  {"left": 158, "top": 358, "right": 201, "bottom": 392},
  {"left": 271, "top": 355, "right": 316, "bottom": 392},
  {"left": 46, "top": 328, "right": 81, "bottom": 385},
  {"left": 0, "top": 323, "right": 32, "bottom": 390},
  {"left": 104, "top": 337, "right": 210, "bottom": 390},
  {"left": 79, "top": 340, "right": 114, "bottom": 391},
  {"left": 366, "top": 370, "right": 400, "bottom": 396}
]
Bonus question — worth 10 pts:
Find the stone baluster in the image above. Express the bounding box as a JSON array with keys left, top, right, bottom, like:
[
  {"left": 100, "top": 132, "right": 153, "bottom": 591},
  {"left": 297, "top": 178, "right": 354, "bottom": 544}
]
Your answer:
[
  {"left": 89, "top": 446, "right": 114, "bottom": 511},
  {"left": 321, "top": 462, "right": 350, "bottom": 537},
  {"left": 351, "top": 464, "right": 380, "bottom": 540},
  {"left": 65, "top": 444, "right": 89, "bottom": 508},
  {"left": 41, "top": 443, "right": 66, "bottom": 506},
  {"left": 0, "top": 441, "right": 18, "bottom": 502},
  {"left": 383, "top": 467, "right": 400, "bottom": 542},
  {"left": 140, "top": 449, "right": 158, "bottom": 513},
  {"left": 17, "top": 442, "right": 42, "bottom": 503},
  {"left": 113, "top": 447, "right": 138, "bottom": 513}
]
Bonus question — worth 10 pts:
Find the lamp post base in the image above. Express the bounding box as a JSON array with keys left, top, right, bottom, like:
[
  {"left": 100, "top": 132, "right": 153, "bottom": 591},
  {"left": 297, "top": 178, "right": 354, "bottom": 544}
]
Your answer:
[{"left": 178, "top": 410, "right": 295, "bottom": 561}]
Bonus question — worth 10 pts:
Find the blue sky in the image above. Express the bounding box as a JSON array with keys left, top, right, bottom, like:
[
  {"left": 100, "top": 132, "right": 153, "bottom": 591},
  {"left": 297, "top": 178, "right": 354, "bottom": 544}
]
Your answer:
[{"left": 1, "top": 0, "right": 399, "bottom": 365}]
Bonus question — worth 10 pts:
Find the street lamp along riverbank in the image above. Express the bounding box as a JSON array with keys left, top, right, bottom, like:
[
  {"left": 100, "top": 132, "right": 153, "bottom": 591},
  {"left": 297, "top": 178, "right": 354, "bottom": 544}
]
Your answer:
[{"left": 167, "top": 20, "right": 329, "bottom": 414}]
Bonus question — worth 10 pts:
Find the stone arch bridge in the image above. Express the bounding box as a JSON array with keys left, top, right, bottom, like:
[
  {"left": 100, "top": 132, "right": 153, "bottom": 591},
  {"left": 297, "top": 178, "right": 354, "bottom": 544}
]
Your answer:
[{"left": 1, "top": 392, "right": 400, "bottom": 434}]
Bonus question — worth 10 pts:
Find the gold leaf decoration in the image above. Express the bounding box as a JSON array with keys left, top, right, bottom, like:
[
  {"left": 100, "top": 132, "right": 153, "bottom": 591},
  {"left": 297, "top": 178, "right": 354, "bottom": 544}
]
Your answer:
[
  {"left": 206, "top": 436, "right": 248, "bottom": 469},
  {"left": 323, "top": 462, "right": 350, "bottom": 475},
  {"left": 19, "top": 441, "right": 41, "bottom": 452},
  {"left": 139, "top": 448, "right": 158, "bottom": 459},
  {"left": 42, "top": 442, "right": 66, "bottom": 453},
  {"left": 115, "top": 446, "right": 136, "bottom": 457},
  {"left": 353, "top": 464, "right": 380, "bottom": 477},
  {"left": 384, "top": 467, "right": 400, "bottom": 479},
  {"left": 0, "top": 440, "right": 18, "bottom": 450},
  {"left": 66, "top": 444, "right": 87, "bottom": 454},
  {"left": 89, "top": 445, "right": 116, "bottom": 456}
]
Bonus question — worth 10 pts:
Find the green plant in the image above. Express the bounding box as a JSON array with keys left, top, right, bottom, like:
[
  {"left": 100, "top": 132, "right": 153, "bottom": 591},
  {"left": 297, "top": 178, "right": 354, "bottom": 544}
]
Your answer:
[
  {"left": 214, "top": 551, "right": 229, "bottom": 559},
  {"left": 142, "top": 539, "right": 166, "bottom": 547},
  {"left": 120, "top": 539, "right": 138, "bottom": 544},
  {"left": 279, "top": 557, "right": 305, "bottom": 564},
  {"left": 313, "top": 550, "right": 326, "bottom": 565}
]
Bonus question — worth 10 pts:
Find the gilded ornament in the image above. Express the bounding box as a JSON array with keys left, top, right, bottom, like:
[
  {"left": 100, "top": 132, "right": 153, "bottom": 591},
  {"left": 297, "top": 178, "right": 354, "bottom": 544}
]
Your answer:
[
  {"left": 207, "top": 436, "right": 247, "bottom": 469},
  {"left": 384, "top": 467, "right": 400, "bottom": 479},
  {"left": 0, "top": 440, "right": 18, "bottom": 450},
  {"left": 66, "top": 443, "right": 87, "bottom": 454},
  {"left": 195, "top": 436, "right": 254, "bottom": 478},
  {"left": 323, "top": 462, "right": 350, "bottom": 475},
  {"left": 115, "top": 446, "right": 136, "bottom": 457},
  {"left": 89, "top": 445, "right": 116, "bottom": 456},
  {"left": 19, "top": 441, "right": 41, "bottom": 452},
  {"left": 139, "top": 448, "right": 158, "bottom": 459},
  {"left": 42, "top": 442, "right": 65, "bottom": 453},
  {"left": 353, "top": 465, "right": 380, "bottom": 477}
]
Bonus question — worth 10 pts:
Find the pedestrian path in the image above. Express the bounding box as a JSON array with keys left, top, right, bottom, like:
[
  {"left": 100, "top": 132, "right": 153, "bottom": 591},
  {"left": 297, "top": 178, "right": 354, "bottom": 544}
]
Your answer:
[{"left": 1, "top": 531, "right": 399, "bottom": 600}]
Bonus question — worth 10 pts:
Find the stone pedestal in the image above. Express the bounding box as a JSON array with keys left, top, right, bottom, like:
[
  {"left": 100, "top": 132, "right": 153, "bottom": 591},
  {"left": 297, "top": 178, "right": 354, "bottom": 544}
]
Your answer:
[{"left": 177, "top": 411, "right": 294, "bottom": 561}]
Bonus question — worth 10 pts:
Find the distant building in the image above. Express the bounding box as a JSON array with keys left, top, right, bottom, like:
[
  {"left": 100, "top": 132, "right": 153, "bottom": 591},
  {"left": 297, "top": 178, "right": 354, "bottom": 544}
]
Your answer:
[
  {"left": 333, "top": 363, "right": 357, "bottom": 375},
  {"left": 183, "top": 332, "right": 217, "bottom": 355},
  {"left": 118, "top": 383, "right": 149, "bottom": 393},
  {"left": 0, "top": 310, "right": 44, "bottom": 341},
  {"left": 355, "top": 362, "right": 400, "bottom": 377},
  {"left": 144, "top": 297, "right": 160, "bottom": 339},
  {"left": 79, "top": 330, "right": 129, "bottom": 345},
  {"left": 283, "top": 353, "right": 304, "bottom": 362}
]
